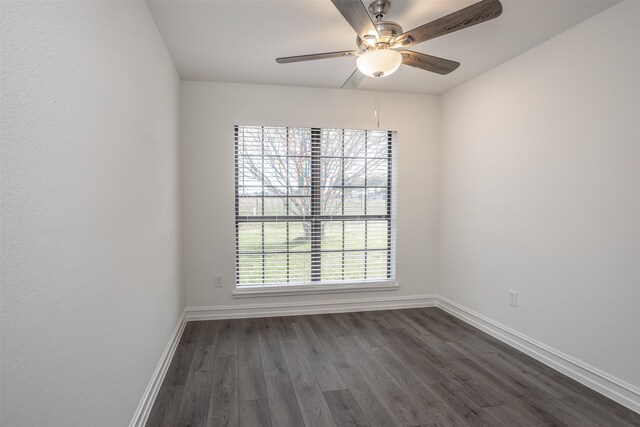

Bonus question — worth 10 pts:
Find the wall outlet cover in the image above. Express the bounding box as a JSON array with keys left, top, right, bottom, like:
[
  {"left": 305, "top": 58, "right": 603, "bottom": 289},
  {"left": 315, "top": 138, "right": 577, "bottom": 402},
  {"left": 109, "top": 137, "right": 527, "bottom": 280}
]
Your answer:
[{"left": 509, "top": 290, "right": 518, "bottom": 307}]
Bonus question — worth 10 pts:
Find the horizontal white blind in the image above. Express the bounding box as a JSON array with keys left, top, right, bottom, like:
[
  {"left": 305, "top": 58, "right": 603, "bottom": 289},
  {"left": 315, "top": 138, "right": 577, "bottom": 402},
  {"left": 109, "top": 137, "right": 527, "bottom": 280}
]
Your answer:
[{"left": 235, "top": 125, "right": 396, "bottom": 287}]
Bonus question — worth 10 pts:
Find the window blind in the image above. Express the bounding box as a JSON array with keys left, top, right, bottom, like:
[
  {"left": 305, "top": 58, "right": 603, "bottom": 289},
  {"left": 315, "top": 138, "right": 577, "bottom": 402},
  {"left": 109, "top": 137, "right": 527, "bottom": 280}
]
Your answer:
[{"left": 235, "top": 125, "right": 396, "bottom": 288}]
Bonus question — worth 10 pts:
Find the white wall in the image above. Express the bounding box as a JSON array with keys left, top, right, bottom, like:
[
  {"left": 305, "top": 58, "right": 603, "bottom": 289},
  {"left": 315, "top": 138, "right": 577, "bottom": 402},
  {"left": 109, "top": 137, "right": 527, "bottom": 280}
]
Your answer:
[
  {"left": 440, "top": 0, "right": 640, "bottom": 391},
  {"left": 181, "top": 82, "right": 439, "bottom": 307},
  {"left": 1, "top": 2, "right": 182, "bottom": 425}
]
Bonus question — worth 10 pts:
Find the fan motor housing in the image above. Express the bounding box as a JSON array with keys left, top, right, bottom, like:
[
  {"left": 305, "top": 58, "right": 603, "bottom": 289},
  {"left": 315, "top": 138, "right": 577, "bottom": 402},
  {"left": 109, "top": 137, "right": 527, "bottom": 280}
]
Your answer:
[{"left": 356, "top": 20, "right": 403, "bottom": 51}]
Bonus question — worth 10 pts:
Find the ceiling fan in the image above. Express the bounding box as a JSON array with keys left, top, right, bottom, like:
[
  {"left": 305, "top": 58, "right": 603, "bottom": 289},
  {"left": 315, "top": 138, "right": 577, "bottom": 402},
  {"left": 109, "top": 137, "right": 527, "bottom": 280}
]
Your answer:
[{"left": 276, "top": 0, "right": 503, "bottom": 88}]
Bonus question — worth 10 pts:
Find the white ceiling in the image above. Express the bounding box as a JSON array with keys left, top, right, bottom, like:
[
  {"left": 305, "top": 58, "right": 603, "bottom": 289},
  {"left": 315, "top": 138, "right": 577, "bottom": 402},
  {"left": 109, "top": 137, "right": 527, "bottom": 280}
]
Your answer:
[{"left": 147, "top": 0, "right": 617, "bottom": 94}]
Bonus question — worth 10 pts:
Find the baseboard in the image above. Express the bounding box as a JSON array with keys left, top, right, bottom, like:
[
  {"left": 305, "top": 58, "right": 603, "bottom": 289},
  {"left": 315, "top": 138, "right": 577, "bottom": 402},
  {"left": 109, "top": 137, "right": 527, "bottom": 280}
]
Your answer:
[
  {"left": 185, "top": 294, "right": 437, "bottom": 321},
  {"left": 437, "top": 296, "right": 640, "bottom": 414},
  {"left": 129, "top": 309, "right": 187, "bottom": 427}
]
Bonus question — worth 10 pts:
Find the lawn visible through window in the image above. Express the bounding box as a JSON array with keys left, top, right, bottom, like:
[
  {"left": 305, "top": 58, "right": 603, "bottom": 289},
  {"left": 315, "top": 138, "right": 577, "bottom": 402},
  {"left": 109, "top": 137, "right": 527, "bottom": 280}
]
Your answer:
[{"left": 235, "top": 125, "right": 396, "bottom": 287}]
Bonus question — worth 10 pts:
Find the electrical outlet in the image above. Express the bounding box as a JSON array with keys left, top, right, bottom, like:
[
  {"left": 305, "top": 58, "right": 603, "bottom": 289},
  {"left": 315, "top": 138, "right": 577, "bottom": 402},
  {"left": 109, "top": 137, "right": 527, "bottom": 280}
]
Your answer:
[
  {"left": 215, "top": 275, "right": 223, "bottom": 288},
  {"left": 509, "top": 290, "right": 518, "bottom": 307}
]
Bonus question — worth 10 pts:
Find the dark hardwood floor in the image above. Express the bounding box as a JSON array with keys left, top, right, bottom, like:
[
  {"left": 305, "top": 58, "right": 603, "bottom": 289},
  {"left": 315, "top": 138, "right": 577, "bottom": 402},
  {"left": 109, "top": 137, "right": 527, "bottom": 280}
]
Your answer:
[{"left": 146, "top": 308, "right": 640, "bottom": 427}]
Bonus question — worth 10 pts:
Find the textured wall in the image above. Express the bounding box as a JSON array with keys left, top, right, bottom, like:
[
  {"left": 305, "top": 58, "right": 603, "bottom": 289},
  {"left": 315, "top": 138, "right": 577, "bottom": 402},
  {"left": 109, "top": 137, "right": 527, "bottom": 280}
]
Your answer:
[
  {"left": 1, "top": 2, "right": 183, "bottom": 425},
  {"left": 180, "top": 82, "right": 440, "bottom": 307},
  {"left": 440, "top": 1, "right": 640, "bottom": 389}
]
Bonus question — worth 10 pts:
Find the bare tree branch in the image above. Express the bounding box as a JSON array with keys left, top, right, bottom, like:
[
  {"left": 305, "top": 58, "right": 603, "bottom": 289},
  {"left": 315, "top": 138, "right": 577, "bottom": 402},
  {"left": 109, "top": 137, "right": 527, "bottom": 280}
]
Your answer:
[{"left": 239, "top": 127, "right": 386, "bottom": 235}]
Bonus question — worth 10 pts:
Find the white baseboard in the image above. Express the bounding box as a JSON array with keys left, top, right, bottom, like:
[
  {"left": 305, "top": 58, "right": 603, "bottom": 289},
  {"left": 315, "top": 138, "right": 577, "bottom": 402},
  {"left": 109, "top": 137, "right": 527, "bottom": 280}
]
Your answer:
[
  {"left": 185, "top": 294, "right": 437, "bottom": 321},
  {"left": 437, "top": 296, "right": 640, "bottom": 414},
  {"left": 129, "top": 309, "right": 187, "bottom": 427}
]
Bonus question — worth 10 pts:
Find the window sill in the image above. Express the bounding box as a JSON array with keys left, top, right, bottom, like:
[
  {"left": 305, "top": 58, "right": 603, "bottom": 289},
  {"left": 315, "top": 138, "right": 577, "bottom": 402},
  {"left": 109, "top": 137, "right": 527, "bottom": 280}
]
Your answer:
[{"left": 233, "top": 281, "right": 398, "bottom": 298}]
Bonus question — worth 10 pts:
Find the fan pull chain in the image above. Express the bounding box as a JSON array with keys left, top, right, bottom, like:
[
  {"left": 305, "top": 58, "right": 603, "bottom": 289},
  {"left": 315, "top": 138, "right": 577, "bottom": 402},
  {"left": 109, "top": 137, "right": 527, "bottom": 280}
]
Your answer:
[
  {"left": 374, "top": 78, "right": 380, "bottom": 129},
  {"left": 375, "top": 90, "right": 380, "bottom": 129},
  {"left": 376, "top": 93, "right": 380, "bottom": 129}
]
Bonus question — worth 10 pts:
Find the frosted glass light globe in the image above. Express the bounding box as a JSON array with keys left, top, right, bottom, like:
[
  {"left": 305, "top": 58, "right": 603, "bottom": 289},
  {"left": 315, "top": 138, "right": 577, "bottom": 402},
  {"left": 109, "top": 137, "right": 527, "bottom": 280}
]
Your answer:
[{"left": 356, "top": 49, "right": 402, "bottom": 78}]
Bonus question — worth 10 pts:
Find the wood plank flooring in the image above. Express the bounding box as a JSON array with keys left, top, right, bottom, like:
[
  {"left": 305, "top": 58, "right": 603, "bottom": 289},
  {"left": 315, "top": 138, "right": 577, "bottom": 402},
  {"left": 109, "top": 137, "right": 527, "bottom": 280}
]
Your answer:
[{"left": 147, "top": 308, "right": 640, "bottom": 427}]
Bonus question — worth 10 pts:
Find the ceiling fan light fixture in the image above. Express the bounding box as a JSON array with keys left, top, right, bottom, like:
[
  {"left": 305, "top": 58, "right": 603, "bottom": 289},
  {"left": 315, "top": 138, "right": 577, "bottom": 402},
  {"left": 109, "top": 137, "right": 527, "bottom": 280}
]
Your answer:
[
  {"left": 356, "top": 48, "right": 402, "bottom": 78},
  {"left": 276, "top": 0, "right": 503, "bottom": 88}
]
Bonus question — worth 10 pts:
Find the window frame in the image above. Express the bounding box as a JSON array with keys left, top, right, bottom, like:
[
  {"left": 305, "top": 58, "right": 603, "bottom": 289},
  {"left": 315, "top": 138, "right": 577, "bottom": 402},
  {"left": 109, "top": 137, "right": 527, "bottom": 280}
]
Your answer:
[{"left": 234, "top": 125, "right": 397, "bottom": 296}]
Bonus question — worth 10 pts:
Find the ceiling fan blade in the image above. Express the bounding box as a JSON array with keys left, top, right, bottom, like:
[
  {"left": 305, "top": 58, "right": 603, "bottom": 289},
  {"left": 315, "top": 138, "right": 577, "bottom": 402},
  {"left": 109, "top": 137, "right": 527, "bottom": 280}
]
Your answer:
[
  {"left": 276, "top": 50, "right": 359, "bottom": 64},
  {"left": 342, "top": 68, "right": 366, "bottom": 89},
  {"left": 331, "top": 0, "right": 380, "bottom": 44},
  {"left": 400, "top": 50, "right": 460, "bottom": 75},
  {"left": 396, "top": 0, "right": 502, "bottom": 47}
]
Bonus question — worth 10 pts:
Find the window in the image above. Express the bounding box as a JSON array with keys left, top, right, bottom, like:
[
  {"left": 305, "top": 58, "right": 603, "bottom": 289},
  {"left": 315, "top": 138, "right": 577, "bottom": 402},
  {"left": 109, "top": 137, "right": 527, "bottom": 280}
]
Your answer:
[{"left": 235, "top": 125, "right": 396, "bottom": 290}]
